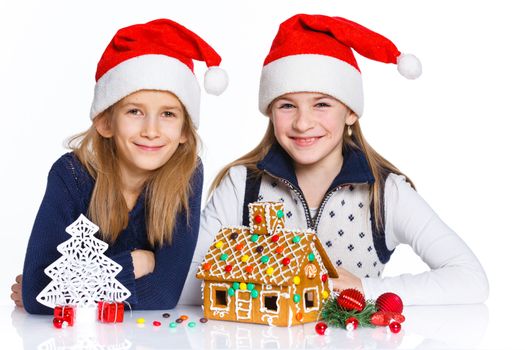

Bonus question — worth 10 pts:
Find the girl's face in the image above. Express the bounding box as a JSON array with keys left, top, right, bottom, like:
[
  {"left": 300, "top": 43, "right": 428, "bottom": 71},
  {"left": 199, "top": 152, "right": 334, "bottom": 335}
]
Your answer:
[
  {"left": 96, "top": 90, "right": 188, "bottom": 180},
  {"left": 270, "top": 92, "right": 357, "bottom": 169}
]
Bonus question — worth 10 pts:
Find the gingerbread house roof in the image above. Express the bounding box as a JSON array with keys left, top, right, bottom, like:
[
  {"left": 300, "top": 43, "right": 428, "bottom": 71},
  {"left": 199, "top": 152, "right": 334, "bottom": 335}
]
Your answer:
[{"left": 196, "top": 225, "right": 338, "bottom": 286}]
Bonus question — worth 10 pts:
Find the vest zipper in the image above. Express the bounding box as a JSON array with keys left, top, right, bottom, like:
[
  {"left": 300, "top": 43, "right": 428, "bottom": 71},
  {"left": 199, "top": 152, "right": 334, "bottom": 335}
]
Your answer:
[{"left": 262, "top": 170, "right": 353, "bottom": 231}]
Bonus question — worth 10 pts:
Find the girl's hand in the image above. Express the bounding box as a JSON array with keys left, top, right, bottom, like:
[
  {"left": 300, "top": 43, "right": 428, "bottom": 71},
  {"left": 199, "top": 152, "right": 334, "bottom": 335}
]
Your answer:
[
  {"left": 11, "top": 274, "right": 23, "bottom": 308},
  {"left": 131, "top": 250, "right": 155, "bottom": 279},
  {"left": 332, "top": 268, "right": 364, "bottom": 293}
]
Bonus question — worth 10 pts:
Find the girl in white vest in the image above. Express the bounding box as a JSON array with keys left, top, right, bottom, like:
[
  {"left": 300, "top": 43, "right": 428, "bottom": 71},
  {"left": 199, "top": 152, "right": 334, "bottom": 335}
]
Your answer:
[{"left": 184, "top": 14, "right": 488, "bottom": 305}]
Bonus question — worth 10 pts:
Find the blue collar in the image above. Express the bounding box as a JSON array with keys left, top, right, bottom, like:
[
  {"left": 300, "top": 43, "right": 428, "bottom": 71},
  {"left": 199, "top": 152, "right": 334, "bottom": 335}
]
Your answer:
[{"left": 257, "top": 143, "right": 375, "bottom": 191}]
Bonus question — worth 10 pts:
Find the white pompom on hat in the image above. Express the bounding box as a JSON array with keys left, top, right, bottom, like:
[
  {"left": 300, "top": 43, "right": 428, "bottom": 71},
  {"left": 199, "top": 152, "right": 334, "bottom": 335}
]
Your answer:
[
  {"left": 90, "top": 18, "right": 228, "bottom": 128},
  {"left": 259, "top": 14, "right": 421, "bottom": 117}
]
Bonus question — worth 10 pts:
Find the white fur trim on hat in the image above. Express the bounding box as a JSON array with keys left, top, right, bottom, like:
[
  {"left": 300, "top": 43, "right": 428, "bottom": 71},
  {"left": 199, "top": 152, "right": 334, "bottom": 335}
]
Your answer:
[
  {"left": 90, "top": 54, "right": 202, "bottom": 127},
  {"left": 259, "top": 54, "right": 364, "bottom": 117}
]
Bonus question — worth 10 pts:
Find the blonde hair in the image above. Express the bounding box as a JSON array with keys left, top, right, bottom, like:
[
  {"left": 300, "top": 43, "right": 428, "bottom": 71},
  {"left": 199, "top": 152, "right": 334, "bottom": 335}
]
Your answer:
[
  {"left": 68, "top": 103, "right": 199, "bottom": 247},
  {"left": 210, "top": 117, "right": 414, "bottom": 233}
]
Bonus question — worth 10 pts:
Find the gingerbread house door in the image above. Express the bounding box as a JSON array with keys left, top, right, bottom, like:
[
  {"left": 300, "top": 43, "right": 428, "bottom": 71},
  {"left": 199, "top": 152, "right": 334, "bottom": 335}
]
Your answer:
[{"left": 235, "top": 290, "right": 252, "bottom": 320}]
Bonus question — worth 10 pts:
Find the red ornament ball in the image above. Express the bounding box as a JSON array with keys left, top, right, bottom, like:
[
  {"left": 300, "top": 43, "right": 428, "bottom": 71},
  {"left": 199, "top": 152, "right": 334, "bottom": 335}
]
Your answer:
[
  {"left": 53, "top": 317, "right": 64, "bottom": 329},
  {"left": 345, "top": 317, "right": 359, "bottom": 330},
  {"left": 376, "top": 292, "right": 403, "bottom": 313},
  {"left": 337, "top": 288, "right": 366, "bottom": 312},
  {"left": 389, "top": 321, "right": 402, "bottom": 334},
  {"left": 315, "top": 321, "right": 328, "bottom": 335}
]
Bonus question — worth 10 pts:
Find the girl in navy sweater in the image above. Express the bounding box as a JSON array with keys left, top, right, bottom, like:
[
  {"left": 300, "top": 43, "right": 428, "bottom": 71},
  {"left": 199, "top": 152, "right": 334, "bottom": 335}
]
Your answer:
[
  {"left": 11, "top": 19, "right": 227, "bottom": 314},
  {"left": 183, "top": 14, "right": 488, "bottom": 305}
]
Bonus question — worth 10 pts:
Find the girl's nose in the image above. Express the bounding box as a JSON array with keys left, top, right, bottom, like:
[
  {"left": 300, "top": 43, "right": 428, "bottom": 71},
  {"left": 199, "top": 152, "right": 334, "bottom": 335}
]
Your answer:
[
  {"left": 141, "top": 115, "right": 160, "bottom": 139},
  {"left": 292, "top": 108, "right": 315, "bottom": 132}
]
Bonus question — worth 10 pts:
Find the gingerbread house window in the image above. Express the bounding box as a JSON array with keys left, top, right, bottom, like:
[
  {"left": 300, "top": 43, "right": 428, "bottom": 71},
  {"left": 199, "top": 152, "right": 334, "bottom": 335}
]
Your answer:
[
  {"left": 210, "top": 284, "right": 229, "bottom": 309},
  {"left": 261, "top": 292, "right": 280, "bottom": 313},
  {"left": 303, "top": 288, "right": 319, "bottom": 312}
]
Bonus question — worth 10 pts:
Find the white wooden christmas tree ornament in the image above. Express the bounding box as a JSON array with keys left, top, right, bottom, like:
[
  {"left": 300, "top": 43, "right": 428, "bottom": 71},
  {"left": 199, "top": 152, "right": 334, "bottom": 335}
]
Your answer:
[{"left": 36, "top": 214, "right": 131, "bottom": 308}]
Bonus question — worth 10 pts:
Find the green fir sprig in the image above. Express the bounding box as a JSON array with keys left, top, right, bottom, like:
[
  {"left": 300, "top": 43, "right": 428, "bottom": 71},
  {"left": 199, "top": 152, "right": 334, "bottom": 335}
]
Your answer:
[{"left": 320, "top": 296, "right": 377, "bottom": 329}]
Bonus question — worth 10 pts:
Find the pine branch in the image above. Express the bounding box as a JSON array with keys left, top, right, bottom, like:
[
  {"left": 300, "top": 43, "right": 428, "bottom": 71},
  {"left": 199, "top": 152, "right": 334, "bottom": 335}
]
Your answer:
[{"left": 320, "top": 297, "right": 377, "bottom": 329}]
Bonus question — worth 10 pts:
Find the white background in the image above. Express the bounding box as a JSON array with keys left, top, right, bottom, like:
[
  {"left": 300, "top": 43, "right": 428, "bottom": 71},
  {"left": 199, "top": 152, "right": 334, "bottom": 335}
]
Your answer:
[{"left": 1, "top": 0, "right": 524, "bottom": 347}]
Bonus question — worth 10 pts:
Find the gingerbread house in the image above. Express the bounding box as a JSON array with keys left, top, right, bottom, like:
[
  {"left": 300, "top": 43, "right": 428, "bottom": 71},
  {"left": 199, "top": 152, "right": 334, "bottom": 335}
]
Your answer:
[{"left": 196, "top": 202, "right": 338, "bottom": 326}]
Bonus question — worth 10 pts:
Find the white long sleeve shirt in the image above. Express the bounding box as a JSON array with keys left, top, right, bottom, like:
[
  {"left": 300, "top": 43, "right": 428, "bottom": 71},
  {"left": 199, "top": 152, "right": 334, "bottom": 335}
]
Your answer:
[{"left": 180, "top": 155, "right": 488, "bottom": 306}]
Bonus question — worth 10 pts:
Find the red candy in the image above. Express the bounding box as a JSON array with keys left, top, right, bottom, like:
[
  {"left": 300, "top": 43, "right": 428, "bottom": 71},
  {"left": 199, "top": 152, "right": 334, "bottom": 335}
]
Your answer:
[
  {"left": 271, "top": 234, "right": 280, "bottom": 243},
  {"left": 315, "top": 322, "right": 328, "bottom": 335},
  {"left": 225, "top": 265, "right": 233, "bottom": 272},
  {"left": 54, "top": 305, "right": 76, "bottom": 327},
  {"left": 282, "top": 257, "right": 291, "bottom": 265},
  {"left": 153, "top": 321, "right": 161, "bottom": 327},
  {"left": 254, "top": 215, "right": 263, "bottom": 224},
  {"left": 389, "top": 321, "right": 402, "bottom": 334},
  {"left": 345, "top": 317, "right": 359, "bottom": 330},
  {"left": 321, "top": 274, "right": 328, "bottom": 283},
  {"left": 53, "top": 317, "right": 65, "bottom": 329}
]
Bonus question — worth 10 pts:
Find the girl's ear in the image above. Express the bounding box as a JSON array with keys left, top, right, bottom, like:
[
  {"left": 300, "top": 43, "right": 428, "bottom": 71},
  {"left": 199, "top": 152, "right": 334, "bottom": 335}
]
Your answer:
[
  {"left": 345, "top": 110, "right": 358, "bottom": 126},
  {"left": 94, "top": 112, "right": 113, "bottom": 138}
]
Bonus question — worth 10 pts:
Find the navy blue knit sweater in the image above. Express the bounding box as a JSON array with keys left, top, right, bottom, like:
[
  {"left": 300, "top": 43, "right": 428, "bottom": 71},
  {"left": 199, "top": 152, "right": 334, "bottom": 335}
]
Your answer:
[{"left": 22, "top": 152, "right": 203, "bottom": 314}]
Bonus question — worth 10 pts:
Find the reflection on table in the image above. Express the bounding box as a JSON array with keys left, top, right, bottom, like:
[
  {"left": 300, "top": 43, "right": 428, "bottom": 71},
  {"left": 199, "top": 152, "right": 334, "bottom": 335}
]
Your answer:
[{"left": 9, "top": 304, "right": 489, "bottom": 349}]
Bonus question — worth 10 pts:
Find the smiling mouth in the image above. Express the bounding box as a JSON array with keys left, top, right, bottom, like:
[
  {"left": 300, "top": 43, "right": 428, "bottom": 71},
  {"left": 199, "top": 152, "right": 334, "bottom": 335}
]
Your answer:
[
  {"left": 134, "top": 143, "right": 164, "bottom": 151},
  {"left": 290, "top": 136, "right": 322, "bottom": 146}
]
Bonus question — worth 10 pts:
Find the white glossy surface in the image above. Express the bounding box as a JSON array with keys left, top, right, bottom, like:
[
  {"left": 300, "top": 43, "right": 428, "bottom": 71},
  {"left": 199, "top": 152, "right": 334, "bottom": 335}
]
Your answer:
[{"left": 2, "top": 304, "right": 493, "bottom": 349}]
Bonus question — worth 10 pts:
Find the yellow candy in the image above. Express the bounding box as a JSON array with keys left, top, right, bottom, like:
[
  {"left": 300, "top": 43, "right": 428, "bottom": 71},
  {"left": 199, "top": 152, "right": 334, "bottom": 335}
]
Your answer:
[
  {"left": 293, "top": 276, "right": 301, "bottom": 285},
  {"left": 240, "top": 282, "right": 247, "bottom": 290},
  {"left": 241, "top": 255, "right": 249, "bottom": 262},
  {"left": 215, "top": 241, "right": 224, "bottom": 249},
  {"left": 266, "top": 267, "right": 274, "bottom": 275},
  {"left": 136, "top": 317, "right": 145, "bottom": 324},
  {"left": 322, "top": 290, "right": 329, "bottom": 299}
]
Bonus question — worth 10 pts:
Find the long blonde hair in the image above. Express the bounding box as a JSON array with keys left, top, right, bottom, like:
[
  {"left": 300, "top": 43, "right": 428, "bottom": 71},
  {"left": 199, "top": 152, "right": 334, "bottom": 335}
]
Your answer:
[
  {"left": 68, "top": 105, "right": 199, "bottom": 247},
  {"left": 210, "top": 119, "right": 414, "bottom": 233}
]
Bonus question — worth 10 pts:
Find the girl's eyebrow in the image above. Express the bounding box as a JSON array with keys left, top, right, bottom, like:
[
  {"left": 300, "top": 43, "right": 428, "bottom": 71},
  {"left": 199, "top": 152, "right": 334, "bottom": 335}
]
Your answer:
[{"left": 118, "top": 102, "right": 182, "bottom": 112}]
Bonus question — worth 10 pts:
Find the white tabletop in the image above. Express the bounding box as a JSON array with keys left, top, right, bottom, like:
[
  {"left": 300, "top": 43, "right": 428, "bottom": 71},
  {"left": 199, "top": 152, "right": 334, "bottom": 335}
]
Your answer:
[{"left": 1, "top": 303, "right": 501, "bottom": 349}]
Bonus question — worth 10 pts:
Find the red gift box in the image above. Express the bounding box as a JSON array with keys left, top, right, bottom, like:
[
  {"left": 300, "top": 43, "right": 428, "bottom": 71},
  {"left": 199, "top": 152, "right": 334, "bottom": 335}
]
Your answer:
[
  {"left": 97, "top": 301, "right": 125, "bottom": 323},
  {"left": 54, "top": 305, "right": 76, "bottom": 326}
]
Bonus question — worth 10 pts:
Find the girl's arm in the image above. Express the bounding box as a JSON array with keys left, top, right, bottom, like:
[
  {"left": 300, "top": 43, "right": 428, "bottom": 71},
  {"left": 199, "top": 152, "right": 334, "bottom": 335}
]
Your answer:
[
  {"left": 113, "top": 162, "right": 205, "bottom": 309},
  {"left": 22, "top": 160, "right": 81, "bottom": 314},
  {"left": 362, "top": 173, "right": 489, "bottom": 305},
  {"left": 179, "top": 165, "right": 247, "bottom": 305}
]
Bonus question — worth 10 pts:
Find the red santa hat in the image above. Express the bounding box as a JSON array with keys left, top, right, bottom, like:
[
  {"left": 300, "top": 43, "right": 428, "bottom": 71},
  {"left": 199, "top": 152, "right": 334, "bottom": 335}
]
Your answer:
[
  {"left": 90, "top": 18, "right": 228, "bottom": 128},
  {"left": 259, "top": 14, "right": 421, "bottom": 117}
]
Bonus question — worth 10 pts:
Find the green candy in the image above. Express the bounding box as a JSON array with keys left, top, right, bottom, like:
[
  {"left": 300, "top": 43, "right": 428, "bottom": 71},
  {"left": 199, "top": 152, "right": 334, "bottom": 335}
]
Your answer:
[
  {"left": 247, "top": 283, "right": 254, "bottom": 291},
  {"left": 188, "top": 322, "right": 196, "bottom": 328},
  {"left": 308, "top": 252, "right": 315, "bottom": 262},
  {"left": 251, "top": 289, "right": 259, "bottom": 298},
  {"left": 293, "top": 294, "right": 301, "bottom": 303},
  {"left": 220, "top": 253, "right": 228, "bottom": 261},
  {"left": 292, "top": 236, "right": 301, "bottom": 243},
  {"left": 250, "top": 234, "right": 259, "bottom": 242},
  {"left": 261, "top": 255, "right": 269, "bottom": 263},
  {"left": 169, "top": 322, "right": 177, "bottom": 328},
  {"left": 232, "top": 282, "right": 240, "bottom": 290},
  {"left": 276, "top": 210, "right": 284, "bottom": 218},
  {"left": 228, "top": 287, "right": 235, "bottom": 296}
]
